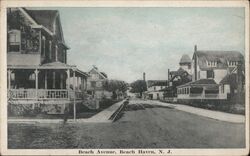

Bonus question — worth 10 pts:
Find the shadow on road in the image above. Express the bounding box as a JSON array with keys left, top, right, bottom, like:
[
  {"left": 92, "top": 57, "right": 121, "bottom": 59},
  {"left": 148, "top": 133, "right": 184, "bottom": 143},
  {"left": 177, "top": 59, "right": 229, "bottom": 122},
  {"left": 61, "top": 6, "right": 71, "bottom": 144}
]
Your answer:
[
  {"left": 114, "top": 103, "right": 174, "bottom": 122},
  {"left": 125, "top": 104, "right": 174, "bottom": 111}
]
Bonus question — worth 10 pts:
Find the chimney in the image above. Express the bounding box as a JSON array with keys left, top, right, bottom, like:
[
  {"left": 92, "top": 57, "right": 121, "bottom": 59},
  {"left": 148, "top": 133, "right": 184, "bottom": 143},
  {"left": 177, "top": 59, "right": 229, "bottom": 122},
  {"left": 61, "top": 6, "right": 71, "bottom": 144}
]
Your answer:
[
  {"left": 168, "top": 69, "right": 170, "bottom": 81},
  {"left": 143, "top": 72, "right": 146, "bottom": 81},
  {"left": 194, "top": 45, "right": 197, "bottom": 52}
]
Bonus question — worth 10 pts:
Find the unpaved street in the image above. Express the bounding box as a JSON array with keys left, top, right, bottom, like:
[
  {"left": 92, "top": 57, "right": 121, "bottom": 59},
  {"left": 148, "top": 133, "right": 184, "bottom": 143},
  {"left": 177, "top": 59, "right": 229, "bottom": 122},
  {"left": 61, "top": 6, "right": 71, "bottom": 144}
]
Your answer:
[{"left": 8, "top": 98, "right": 245, "bottom": 148}]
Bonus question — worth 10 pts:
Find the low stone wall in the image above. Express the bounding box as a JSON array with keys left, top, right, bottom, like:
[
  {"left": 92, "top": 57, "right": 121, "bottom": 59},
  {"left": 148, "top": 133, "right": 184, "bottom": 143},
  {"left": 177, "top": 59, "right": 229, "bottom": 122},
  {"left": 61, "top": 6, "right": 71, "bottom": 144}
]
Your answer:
[
  {"left": 8, "top": 102, "right": 69, "bottom": 116},
  {"left": 82, "top": 99, "right": 99, "bottom": 110},
  {"left": 176, "top": 99, "right": 245, "bottom": 115}
]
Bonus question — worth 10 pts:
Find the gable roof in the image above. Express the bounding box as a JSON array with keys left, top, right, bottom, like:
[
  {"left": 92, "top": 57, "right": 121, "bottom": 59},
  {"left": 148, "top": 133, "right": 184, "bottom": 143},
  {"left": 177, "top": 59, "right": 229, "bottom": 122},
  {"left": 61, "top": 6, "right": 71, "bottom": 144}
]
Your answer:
[
  {"left": 220, "top": 73, "right": 237, "bottom": 84},
  {"left": 23, "top": 8, "right": 68, "bottom": 48},
  {"left": 194, "top": 51, "right": 244, "bottom": 70},
  {"left": 177, "top": 79, "right": 218, "bottom": 88},
  {"left": 169, "top": 68, "right": 191, "bottom": 81},
  {"left": 180, "top": 54, "right": 191, "bottom": 64},
  {"left": 25, "top": 9, "right": 58, "bottom": 33},
  {"left": 89, "top": 67, "right": 108, "bottom": 79}
]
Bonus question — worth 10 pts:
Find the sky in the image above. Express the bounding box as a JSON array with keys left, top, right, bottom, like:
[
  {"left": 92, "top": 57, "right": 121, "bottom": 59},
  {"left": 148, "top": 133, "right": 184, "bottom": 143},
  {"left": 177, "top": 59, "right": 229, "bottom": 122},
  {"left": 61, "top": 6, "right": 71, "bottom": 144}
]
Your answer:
[{"left": 52, "top": 7, "right": 244, "bottom": 83}]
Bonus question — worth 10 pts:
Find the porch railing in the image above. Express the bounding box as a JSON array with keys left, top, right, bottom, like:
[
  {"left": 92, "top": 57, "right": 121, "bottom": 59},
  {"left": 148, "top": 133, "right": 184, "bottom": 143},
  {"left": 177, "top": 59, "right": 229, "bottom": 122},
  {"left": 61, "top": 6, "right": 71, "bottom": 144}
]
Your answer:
[
  {"left": 189, "top": 94, "right": 203, "bottom": 97},
  {"left": 204, "top": 94, "right": 219, "bottom": 98},
  {"left": 8, "top": 89, "right": 83, "bottom": 100}
]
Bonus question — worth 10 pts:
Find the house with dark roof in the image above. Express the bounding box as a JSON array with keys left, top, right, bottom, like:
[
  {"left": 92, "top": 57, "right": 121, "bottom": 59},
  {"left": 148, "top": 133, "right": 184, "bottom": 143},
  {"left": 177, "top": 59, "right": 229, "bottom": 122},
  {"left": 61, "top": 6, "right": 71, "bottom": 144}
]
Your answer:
[
  {"left": 179, "top": 54, "right": 192, "bottom": 74},
  {"left": 7, "top": 8, "right": 88, "bottom": 116},
  {"left": 144, "top": 80, "right": 168, "bottom": 100},
  {"left": 87, "top": 66, "right": 112, "bottom": 99},
  {"left": 163, "top": 54, "right": 192, "bottom": 100},
  {"left": 177, "top": 45, "right": 244, "bottom": 101}
]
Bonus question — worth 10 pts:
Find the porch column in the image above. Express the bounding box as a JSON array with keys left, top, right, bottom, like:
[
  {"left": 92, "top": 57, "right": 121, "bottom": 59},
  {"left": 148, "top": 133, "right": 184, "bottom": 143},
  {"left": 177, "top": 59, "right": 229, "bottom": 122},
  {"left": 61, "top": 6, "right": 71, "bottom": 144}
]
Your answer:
[
  {"left": 35, "top": 69, "right": 39, "bottom": 98},
  {"left": 73, "top": 70, "right": 76, "bottom": 121},
  {"left": 60, "top": 72, "right": 63, "bottom": 89},
  {"left": 77, "top": 76, "right": 80, "bottom": 90},
  {"left": 7, "top": 69, "right": 12, "bottom": 89},
  {"left": 45, "top": 70, "right": 47, "bottom": 89},
  {"left": 81, "top": 77, "right": 84, "bottom": 91},
  {"left": 84, "top": 78, "right": 87, "bottom": 90},
  {"left": 66, "top": 69, "right": 70, "bottom": 90},
  {"left": 52, "top": 71, "right": 56, "bottom": 89}
]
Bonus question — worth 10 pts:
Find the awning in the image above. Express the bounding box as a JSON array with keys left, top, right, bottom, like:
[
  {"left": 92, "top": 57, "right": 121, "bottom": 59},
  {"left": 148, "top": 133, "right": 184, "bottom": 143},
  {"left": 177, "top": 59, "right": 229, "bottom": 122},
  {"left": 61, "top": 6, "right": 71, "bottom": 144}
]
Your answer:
[{"left": 205, "top": 85, "right": 219, "bottom": 90}]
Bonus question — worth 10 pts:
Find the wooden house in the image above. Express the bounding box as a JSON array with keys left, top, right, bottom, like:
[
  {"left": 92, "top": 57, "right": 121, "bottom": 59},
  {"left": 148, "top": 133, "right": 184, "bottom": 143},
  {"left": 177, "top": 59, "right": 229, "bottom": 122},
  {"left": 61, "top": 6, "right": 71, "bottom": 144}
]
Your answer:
[
  {"left": 7, "top": 8, "right": 88, "bottom": 117},
  {"left": 177, "top": 45, "right": 245, "bottom": 102},
  {"left": 144, "top": 80, "right": 168, "bottom": 100},
  {"left": 87, "top": 66, "right": 112, "bottom": 99},
  {"left": 163, "top": 54, "right": 192, "bottom": 100}
]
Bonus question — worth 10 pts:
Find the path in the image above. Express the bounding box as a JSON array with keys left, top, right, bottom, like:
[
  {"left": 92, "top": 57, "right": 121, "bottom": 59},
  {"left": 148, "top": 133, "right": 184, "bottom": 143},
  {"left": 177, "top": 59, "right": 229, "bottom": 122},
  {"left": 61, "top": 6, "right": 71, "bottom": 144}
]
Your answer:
[{"left": 137, "top": 99, "right": 245, "bottom": 123}]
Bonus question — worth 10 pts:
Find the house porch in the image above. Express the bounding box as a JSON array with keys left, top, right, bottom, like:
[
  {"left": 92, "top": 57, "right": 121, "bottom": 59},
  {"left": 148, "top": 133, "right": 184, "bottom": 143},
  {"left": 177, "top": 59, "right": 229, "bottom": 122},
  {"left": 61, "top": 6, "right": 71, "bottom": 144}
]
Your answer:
[{"left": 7, "top": 62, "right": 89, "bottom": 120}]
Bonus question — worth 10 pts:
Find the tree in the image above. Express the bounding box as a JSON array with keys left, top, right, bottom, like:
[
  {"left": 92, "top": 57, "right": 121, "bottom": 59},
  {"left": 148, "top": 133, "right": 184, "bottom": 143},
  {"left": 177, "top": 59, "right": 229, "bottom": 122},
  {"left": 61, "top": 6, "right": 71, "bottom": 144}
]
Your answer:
[
  {"left": 103, "top": 80, "right": 128, "bottom": 99},
  {"left": 130, "top": 80, "right": 147, "bottom": 97}
]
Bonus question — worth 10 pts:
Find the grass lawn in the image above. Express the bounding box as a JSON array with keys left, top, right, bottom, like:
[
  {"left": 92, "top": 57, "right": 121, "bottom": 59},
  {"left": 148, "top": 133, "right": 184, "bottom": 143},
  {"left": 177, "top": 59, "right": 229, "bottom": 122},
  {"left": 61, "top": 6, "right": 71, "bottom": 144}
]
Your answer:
[
  {"left": 8, "top": 100, "right": 245, "bottom": 149},
  {"left": 8, "top": 99, "right": 121, "bottom": 119}
]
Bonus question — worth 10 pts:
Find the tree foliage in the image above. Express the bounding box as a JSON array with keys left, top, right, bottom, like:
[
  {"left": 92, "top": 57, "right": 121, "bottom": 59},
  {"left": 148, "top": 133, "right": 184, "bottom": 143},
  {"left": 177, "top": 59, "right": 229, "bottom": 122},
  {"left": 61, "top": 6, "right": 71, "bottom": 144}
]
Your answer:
[
  {"left": 103, "top": 80, "right": 128, "bottom": 93},
  {"left": 103, "top": 80, "right": 128, "bottom": 99},
  {"left": 130, "top": 80, "right": 147, "bottom": 95}
]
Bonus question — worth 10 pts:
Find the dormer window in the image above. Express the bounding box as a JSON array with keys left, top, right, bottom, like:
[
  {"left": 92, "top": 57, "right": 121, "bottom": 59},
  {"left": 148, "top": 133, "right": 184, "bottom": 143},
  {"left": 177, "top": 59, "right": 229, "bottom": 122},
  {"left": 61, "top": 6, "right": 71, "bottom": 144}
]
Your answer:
[
  {"left": 8, "top": 29, "right": 21, "bottom": 52},
  {"left": 207, "top": 61, "right": 217, "bottom": 67},
  {"left": 228, "top": 61, "right": 238, "bottom": 67}
]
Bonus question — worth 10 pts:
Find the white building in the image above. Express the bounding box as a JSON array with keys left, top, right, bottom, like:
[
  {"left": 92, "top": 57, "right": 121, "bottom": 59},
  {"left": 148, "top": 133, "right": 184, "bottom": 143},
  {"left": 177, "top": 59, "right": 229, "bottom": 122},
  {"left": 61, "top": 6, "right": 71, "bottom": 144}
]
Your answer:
[
  {"left": 177, "top": 45, "right": 244, "bottom": 101},
  {"left": 144, "top": 80, "right": 168, "bottom": 100}
]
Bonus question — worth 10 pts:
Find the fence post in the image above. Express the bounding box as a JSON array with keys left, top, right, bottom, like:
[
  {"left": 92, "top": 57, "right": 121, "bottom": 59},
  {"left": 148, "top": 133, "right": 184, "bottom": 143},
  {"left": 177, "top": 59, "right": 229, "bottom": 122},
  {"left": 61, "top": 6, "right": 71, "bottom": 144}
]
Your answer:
[{"left": 73, "top": 70, "right": 76, "bottom": 121}]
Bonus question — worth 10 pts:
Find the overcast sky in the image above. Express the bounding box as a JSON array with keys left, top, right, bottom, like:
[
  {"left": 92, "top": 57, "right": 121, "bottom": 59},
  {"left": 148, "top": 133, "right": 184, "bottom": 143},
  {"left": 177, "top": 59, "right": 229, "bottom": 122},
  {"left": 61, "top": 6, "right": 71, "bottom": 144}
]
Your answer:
[{"left": 54, "top": 7, "right": 245, "bottom": 83}]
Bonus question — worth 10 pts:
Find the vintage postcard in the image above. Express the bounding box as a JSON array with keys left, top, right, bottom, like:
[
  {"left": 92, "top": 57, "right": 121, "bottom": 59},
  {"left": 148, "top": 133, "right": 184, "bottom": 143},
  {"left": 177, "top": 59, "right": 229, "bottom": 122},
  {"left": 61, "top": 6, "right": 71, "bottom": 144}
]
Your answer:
[{"left": 0, "top": 0, "right": 249, "bottom": 155}]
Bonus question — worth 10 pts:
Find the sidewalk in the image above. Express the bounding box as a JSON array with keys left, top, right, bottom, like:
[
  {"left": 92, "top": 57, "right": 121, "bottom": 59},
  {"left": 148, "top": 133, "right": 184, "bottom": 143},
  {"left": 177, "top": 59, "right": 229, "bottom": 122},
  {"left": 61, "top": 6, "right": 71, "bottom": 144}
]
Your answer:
[
  {"left": 8, "top": 100, "right": 125, "bottom": 124},
  {"left": 79, "top": 100, "right": 125, "bottom": 123},
  {"left": 151, "top": 100, "right": 245, "bottom": 123}
]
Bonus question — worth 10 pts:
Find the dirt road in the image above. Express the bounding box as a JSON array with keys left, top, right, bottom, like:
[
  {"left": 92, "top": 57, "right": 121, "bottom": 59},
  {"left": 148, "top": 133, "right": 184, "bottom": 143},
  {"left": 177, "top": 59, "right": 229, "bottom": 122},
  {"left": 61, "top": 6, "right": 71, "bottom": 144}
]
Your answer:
[{"left": 8, "top": 98, "right": 245, "bottom": 148}]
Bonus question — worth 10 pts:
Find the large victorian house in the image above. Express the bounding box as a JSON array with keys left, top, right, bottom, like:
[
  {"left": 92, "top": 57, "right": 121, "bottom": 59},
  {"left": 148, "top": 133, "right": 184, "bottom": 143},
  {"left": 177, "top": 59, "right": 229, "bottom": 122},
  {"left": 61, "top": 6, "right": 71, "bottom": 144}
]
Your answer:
[
  {"left": 7, "top": 8, "right": 88, "bottom": 116},
  {"left": 177, "top": 45, "right": 245, "bottom": 104}
]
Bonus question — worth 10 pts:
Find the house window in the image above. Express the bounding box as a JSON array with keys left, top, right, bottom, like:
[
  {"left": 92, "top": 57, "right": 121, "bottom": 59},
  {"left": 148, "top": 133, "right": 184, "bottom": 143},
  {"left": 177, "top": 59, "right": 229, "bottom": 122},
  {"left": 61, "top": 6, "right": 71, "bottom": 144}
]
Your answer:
[
  {"left": 187, "top": 88, "right": 189, "bottom": 94},
  {"left": 207, "top": 61, "right": 217, "bottom": 67},
  {"left": 154, "top": 86, "right": 156, "bottom": 91},
  {"left": 29, "top": 73, "right": 35, "bottom": 81},
  {"left": 41, "top": 36, "right": 46, "bottom": 57},
  {"left": 8, "top": 30, "right": 21, "bottom": 52},
  {"left": 221, "top": 85, "right": 224, "bottom": 93},
  {"left": 207, "top": 70, "right": 214, "bottom": 78},
  {"left": 49, "top": 41, "right": 52, "bottom": 59},
  {"left": 91, "top": 81, "right": 96, "bottom": 88},
  {"left": 55, "top": 45, "right": 58, "bottom": 61},
  {"left": 228, "top": 61, "right": 238, "bottom": 67}
]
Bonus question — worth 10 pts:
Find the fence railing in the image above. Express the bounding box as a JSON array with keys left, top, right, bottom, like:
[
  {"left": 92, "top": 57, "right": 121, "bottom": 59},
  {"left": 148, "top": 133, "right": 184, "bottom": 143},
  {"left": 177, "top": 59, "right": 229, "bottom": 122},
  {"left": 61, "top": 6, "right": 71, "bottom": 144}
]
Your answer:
[
  {"left": 8, "top": 89, "right": 83, "bottom": 100},
  {"left": 189, "top": 94, "right": 203, "bottom": 97},
  {"left": 204, "top": 94, "right": 219, "bottom": 98}
]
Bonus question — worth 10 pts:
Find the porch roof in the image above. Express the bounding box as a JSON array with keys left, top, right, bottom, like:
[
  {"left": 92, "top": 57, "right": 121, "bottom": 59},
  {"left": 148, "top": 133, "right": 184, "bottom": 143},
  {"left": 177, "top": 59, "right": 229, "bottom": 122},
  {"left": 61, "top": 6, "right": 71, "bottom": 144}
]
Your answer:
[
  {"left": 177, "top": 79, "right": 218, "bottom": 88},
  {"left": 8, "top": 61, "right": 89, "bottom": 77}
]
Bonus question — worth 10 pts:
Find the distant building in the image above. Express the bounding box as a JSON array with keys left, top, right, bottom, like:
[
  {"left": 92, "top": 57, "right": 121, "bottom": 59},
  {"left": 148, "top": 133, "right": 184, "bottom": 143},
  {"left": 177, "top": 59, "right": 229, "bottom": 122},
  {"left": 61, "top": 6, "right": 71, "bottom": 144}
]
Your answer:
[
  {"left": 179, "top": 54, "right": 192, "bottom": 74},
  {"left": 144, "top": 80, "right": 168, "bottom": 100},
  {"left": 87, "top": 66, "right": 112, "bottom": 99},
  {"left": 177, "top": 45, "right": 245, "bottom": 102},
  {"left": 163, "top": 54, "right": 192, "bottom": 100}
]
